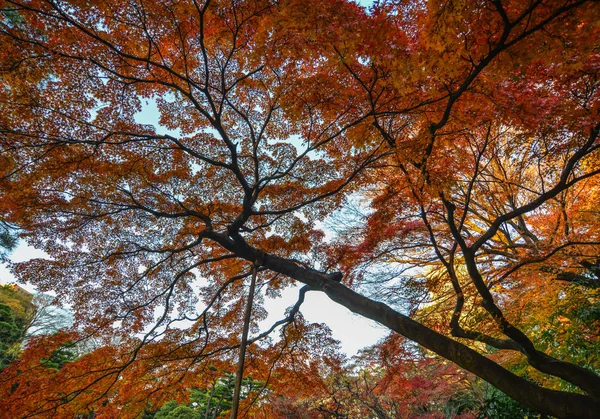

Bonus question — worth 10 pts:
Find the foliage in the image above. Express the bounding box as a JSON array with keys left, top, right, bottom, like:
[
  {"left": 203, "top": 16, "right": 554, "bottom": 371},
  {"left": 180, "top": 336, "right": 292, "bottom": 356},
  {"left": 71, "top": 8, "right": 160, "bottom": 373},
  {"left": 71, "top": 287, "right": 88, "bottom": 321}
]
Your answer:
[
  {"left": 150, "top": 374, "right": 264, "bottom": 419},
  {"left": 0, "top": 285, "right": 34, "bottom": 369},
  {"left": 0, "top": 221, "right": 17, "bottom": 254},
  {"left": 0, "top": 302, "right": 22, "bottom": 368},
  {"left": 266, "top": 334, "right": 481, "bottom": 419},
  {"left": 259, "top": 336, "right": 554, "bottom": 418},
  {"left": 40, "top": 342, "right": 78, "bottom": 370},
  {"left": 0, "top": 285, "right": 34, "bottom": 330},
  {"left": 0, "top": 0, "right": 599, "bottom": 418},
  {"left": 154, "top": 403, "right": 199, "bottom": 419},
  {"left": 479, "top": 384, "right": 552, "bottom": 419}
]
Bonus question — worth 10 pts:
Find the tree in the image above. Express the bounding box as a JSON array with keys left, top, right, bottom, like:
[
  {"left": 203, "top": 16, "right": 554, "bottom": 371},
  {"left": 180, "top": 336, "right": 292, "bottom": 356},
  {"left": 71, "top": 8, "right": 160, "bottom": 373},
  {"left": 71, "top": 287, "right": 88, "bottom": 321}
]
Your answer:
[
  {"left": 0, "top": 220, "right": 17, "bottom": 254},
  {"left": 148, "top": 374, "right": 265, "bottom": 419},
  {"left": 0, "top": 0, "right": 599, "bottom": 418},
  {"left": 0, "top": 303, "right": 22, "bottom": 368},
  {"left": 0, "top": 285, "right": 34, "bottom": 368},
  {"left": 40, "top": 341, "right": 77, "bottom": 370},
  {"left": 159, "top": 406, "right": 198, "bottom": 419},
  {"left": 277, "top": 334, "right": 480, "bottom": 419}
]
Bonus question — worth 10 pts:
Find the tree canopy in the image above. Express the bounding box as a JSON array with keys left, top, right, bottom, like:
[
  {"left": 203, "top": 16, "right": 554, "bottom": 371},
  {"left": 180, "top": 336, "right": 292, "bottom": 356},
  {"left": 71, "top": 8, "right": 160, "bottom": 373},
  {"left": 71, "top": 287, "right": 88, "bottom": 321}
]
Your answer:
[{"left": 0, "top": 0, "right": 599, "bottom": 418}]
